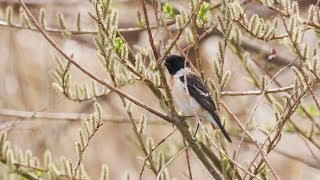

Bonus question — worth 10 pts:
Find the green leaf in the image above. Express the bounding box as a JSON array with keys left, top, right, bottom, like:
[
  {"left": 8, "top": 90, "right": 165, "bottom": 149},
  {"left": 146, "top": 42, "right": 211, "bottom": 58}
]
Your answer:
[
  {"left": 197, "top": 2, "right": 210, "bottom": 23},
  {"left": 113, "top": 37, "right": 123, "bottom": 53},
  {"left": 162, "top": 3, "right": 174, "bottom": 18},
  {"left": 259, "top": 165, "right": 267, "bottom": 180}
]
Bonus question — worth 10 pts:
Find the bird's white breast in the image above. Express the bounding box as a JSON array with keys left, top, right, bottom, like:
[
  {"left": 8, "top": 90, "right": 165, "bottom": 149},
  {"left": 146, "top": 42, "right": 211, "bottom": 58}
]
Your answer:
[{"left": 171, "top": 69, "right": 201, "bottom": 116}]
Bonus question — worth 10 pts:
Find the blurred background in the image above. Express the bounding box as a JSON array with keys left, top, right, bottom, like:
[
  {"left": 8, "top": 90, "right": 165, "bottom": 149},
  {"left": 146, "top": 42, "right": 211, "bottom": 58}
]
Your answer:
[{"left": 0, "top": 0, "right": 320, "bottom": 179}]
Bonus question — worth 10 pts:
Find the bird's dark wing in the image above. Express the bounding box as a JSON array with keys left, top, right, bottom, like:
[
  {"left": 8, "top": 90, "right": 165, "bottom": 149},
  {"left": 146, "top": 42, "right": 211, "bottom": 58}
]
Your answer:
[{"left": 180, "top": 73, "right": 232, "bottom": 142}]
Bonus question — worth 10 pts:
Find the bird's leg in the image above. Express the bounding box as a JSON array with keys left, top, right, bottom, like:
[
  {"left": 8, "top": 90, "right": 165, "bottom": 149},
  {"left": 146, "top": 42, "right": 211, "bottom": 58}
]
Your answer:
[
  {"left": 170, "top": 115, "right": 192, "bottom": 127},
  {"left": 178, "top": 115, "right": 194, "bottom": 120},
  {"left": 193, "top": 119, "right": 202, "bottom": 138}
]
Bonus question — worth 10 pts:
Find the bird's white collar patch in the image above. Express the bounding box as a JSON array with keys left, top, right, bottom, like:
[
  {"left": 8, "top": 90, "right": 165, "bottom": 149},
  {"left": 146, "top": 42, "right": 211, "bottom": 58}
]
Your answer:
[{"left": 174, "top": 68, "right": 191, "bottom": 77}]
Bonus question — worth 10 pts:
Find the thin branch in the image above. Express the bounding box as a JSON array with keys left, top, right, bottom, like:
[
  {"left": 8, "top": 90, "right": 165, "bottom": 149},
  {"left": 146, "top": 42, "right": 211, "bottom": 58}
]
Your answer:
[
  {"left": 274, "top": 148, "right": 320, "bottom": 170},
  {"left": 221, "top": 85, "right": 294, "bottom": 96},
  {"left": 195, "top": 119, "right": 261, "bottom": 179},
  {"left": 160, "top": 17, "right": 201, "bottom": 76},
  {"left": 140, "top": 0, "right": 159, "bottom": 60},
  {"left": 254, "top": 0, "right": 320, "bottom": 29},
  {"left": 0, "top": 108, "right": 166, "bottom": 125},
  {"left": 221, "top": 100, "right": 283, "bottom": 179},
  {"left": 234, "top": 59, "right": 296, "bottom": 180},
  {"left": 157, "top": 0, "right": 205, "bottom": 64},
  {"left": 246, "top": 94, "right": 306, "bottom": 179},
  {"left": 138, "top": 128, "right": 178, "bottom": 180},
  {"left": 299, "top": 133, "right": 320, "bottom": 164},
  {"left": 240, "top": 138, "right": 320, "bottom": 170},
  {"left": 0, "top": 19, "right": 174, "bottom": 34},
  {"left": 140, "top": 0, "right": 179, "bottom": 116},
  {"left": 17, "top": 0, "right": 172, "bottom": 124},
  {"left": 119, "top": 94, "right": 159, "bottom": 175},
  {"left": 183, "top": 139, "right": 193, "bottom": 180},
  {"left": 289, "top": 120, "right": 320, "bottom": 149},
  {"left": 190, "top": 1, "right": 202, "bottom": 79},
  {"left": 156, "top": 146, "right": 188, "bottom": 180},
  {"left": 73, "top": 122, "right": 103, "bottom": 179}
]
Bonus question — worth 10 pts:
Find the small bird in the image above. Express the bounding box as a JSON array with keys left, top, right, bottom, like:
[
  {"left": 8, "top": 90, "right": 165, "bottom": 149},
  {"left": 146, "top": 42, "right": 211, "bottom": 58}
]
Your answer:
[{"left": 164, "top": 54, "right": 232, "bottom": 142}]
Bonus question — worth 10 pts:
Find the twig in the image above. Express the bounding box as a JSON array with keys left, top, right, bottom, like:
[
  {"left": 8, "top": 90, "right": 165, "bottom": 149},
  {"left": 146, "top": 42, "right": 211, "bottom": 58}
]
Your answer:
[
  {"left": 156, "top": 146, "right": 188, "bottom": 180},
  {"left": 289, "top": 120, "right": 320, "bottom": 149},
  {"left": 221, "top": 100, "right": 286, "bottom": 179},
  {"left": 243, "top": 4, "right": 320, "bottom": 176},
  {"left": 17, "top": 0, "right": 173, "bottom": 124},
  {"left": 190, "top": 1, "right": 203, "bottom": 79},
  {"left": 138, "top": 128, "right": 178, "bottom": 180},
  {"left": 118, "top": 93, "right": 159, "bottom": 175},
  {"left": 140, "top": 0, "right": 178, "bottom": 116},
  {"left": 160, "top": 17, "right": 201, "bottom": 76},
  {"left": 234, "top": 15, "right": 288, "bottom": 41},
  {"left": 182, "top": 24, "right": 216, "bottom": 53},
  {"left": 234, "top": 59, "right": 296, "bottom": 180},
  {"left": 0, "top": 19, "right": 174, "bottom": 34},
  {"left": 245, "top": 94, "right": 305, "bottom": 179},
  {"left": 0, "top": 156, "right": 65, "bottom": 180},
  {"left": 240, "top": 137, "right": 320, "bottom": 170},
  {"left": 299, "top": 0, "right": 320, "bottom": 112},
  {"left": 273, "top": 149, "right": 320, "bottom": 170},
  {"left": 299, "top": 133, "right": 320, "bottom": 164},
  {"left": 140, "top": 0, "right": 159, "bottom": 60},
  {"left": 0, "top": 97, "right": 64, "bottom": 131},
  {"left": 230, "top": 37, "right": 293, "bottom": 179},
  {"left": 250, "top": 56, "right": 320, "bottom": 132},
  {"left": 73, "top": 122, "right": 103, "bottom": 179},
  {"left": 221, "top": 85, "right": 294, "bottom": 96},
  {"left": 238, "top": 56, "right": 320, "bottom": 177},
  {"left": 183, "top": 139, "right": 193, "bottom": 180},
  {"left": 157, "top": 0, "right": 205, "bottom": 64},
  {"left": 254, "top": 0, "right": 320, "bottom": 29},
  {"left": 93, "top": 5, "right": 161, "bottom": 173},
  {"left": 195, "top": 119, "right": 261, "bottom": 179},
  {"left": 0, "top": 108, "right": 167, "bottom": 125}
]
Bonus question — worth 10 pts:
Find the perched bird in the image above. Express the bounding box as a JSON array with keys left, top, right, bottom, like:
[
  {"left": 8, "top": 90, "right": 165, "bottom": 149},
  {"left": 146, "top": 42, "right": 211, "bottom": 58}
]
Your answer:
[{"left": 164, "top": 54, "right": 232, "bottom": 142}]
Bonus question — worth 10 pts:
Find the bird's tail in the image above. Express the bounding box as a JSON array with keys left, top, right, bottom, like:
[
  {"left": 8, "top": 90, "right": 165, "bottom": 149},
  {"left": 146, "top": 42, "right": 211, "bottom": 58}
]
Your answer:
[{"left": 207, "top": 112, "right": 232, "bottom": 143}]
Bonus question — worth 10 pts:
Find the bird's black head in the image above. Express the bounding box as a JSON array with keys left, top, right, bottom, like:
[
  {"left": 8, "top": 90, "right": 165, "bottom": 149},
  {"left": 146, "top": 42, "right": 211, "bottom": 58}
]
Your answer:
[{"left": 164, "top": 54, "right": 189, "bottom": 75}]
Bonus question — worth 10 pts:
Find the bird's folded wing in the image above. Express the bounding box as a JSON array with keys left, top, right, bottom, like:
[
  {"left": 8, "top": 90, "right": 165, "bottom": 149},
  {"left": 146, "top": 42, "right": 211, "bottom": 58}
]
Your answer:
[
  {"left": 179, "top": 73, "right": 217, "bottom": 117},
  {"left": 179, "top": 73, "right": 233, "bottom": 143}
]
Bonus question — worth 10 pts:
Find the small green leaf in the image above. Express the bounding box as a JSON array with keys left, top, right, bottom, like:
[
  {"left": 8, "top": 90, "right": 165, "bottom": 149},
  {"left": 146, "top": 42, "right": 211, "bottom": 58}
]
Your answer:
[
  {"left": 162, "top": 3, "right": 174, "bottom": 18},
  {"left": 197, "top": 2, "right": 210, "bottom": 24},
  {"left": 259, "top": 165, "right": 267, "bottom": 180},
  {"left": 113, "top": 37, "right": 123, "bottom": 53}
]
